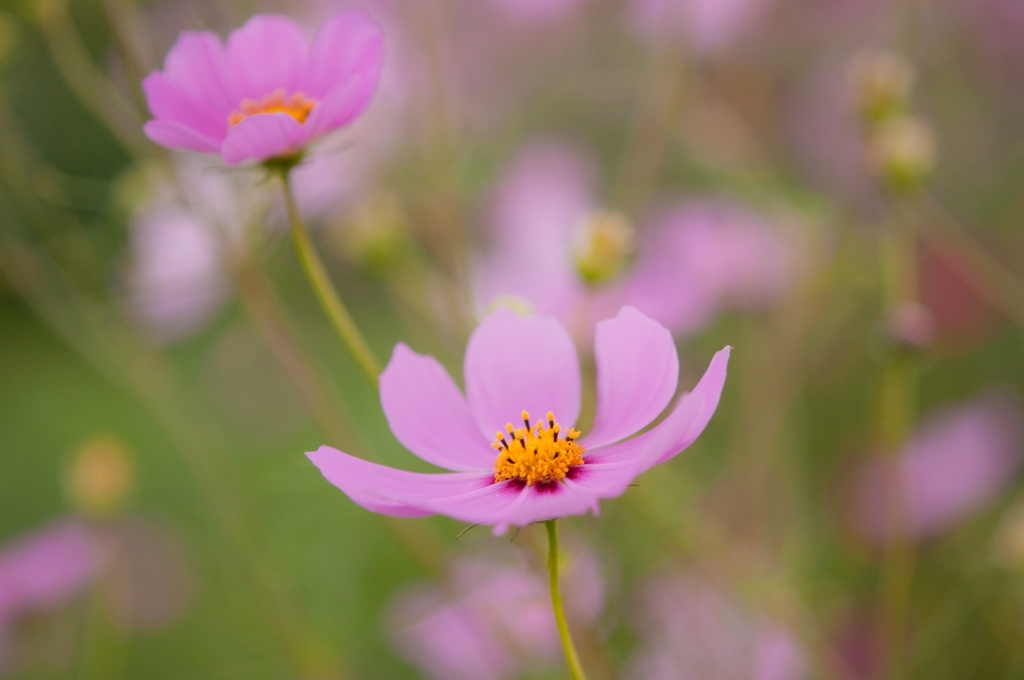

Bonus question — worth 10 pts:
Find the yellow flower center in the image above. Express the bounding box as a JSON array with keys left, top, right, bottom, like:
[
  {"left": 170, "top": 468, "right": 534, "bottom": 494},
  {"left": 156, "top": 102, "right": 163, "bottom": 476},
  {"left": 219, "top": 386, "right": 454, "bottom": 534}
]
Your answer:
[
  {"left": 228, "top": 88, "right": 318, "bottom": 128},
  {"left": 493, "top": 411, "right": 585, "bottom": 486}
]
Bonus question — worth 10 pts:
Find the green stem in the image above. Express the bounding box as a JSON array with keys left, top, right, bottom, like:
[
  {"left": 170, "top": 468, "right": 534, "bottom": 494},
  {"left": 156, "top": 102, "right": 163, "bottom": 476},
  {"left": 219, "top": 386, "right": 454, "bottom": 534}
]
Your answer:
[
  {"left": 544, "top": 520, "right": 588, "bottom": 680},
  {"left": 279, "top": 169, "right": 382, "bottom": 389}
]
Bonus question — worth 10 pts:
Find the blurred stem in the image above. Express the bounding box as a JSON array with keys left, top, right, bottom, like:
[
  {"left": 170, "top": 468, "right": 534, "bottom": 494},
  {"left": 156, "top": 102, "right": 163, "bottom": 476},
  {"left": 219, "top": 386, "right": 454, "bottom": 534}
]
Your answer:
[
  {"left": 232, "top": 251, "right": 448, "bottom": 577},
  {"left": 544, "top": 520, "right": 589, "bottom": 680},
  {"left": 278, "top": 169, "right": 382, "bottom": 389},
  {"left": 35, "top": 0, "right": 149, "bottom": 159},
  {"left": 877, "top": 222, "right": 920, "bottom": 680}
]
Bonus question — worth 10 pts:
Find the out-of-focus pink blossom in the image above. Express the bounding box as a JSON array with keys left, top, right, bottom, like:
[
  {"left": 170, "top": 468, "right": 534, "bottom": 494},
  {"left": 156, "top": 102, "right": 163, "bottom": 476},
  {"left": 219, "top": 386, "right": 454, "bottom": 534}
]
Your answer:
[
  {"left": 625, "top": 575, "right": 806, "bottom": 680},
  {"left": 0, "top": 520, "right": 100, "bottom": 624},
  {"left": 849, "top": 394, "right": 1024, "bottom": 543},
  {"left": 388, "top": 546, "right": 604, "bottom": 680},
  {"left": 126, "top": 206, "right": 229, "bottom": 343},
  {"left": 629, "top": 0, "right": 775, "bottom": 55},
  {"left": 473, "top": 139, "right": 794, "bottom": 339},
  {"left": 142, "top": 12, "right": 383, "bottom": 165},
  {"left": 0, "top": 520, "right": 102, "bottom": 673}
]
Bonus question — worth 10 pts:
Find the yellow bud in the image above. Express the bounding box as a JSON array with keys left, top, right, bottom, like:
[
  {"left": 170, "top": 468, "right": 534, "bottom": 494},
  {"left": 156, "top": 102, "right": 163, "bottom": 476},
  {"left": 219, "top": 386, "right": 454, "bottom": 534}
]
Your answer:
[
  {"left": 64, "top": 434, "right": 134, "bottom": 516},
  {"left": 867, "top": 115, "right": 936, "bottom": 192},
  {"left": 848, "top": 50, "right": 915, "bottom": 122},
  {"left": 572, "top": 210, "right": 635, "bottom": 285}
]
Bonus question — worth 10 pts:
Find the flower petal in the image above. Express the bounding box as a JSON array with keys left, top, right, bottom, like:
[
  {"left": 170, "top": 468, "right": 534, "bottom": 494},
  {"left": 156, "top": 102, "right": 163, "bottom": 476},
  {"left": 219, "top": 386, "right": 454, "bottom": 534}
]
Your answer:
[
  {"left": 221, "top": 112, "right": 304, "bottom": 165},
  {"left": 464, "top": 308, "right": 581, "bottom": 439},
  {"left": 224, "top": 15, "right": 307, "bottom": 101},
  {"left": 304, "top": 11, "right": 384, "bottom": 99},
  {"left": 380, "top": 343, "right": 496, "bottom": 472},
  {"left": 589, "top": 346, "right": 731, "bottom": 474},
  {"left": 583, "top": 306, "right": 679, "bottom": 449},
  {"left": 307, "top": 446, "right": 495, "bottom": 518},
  {"left": 296, "top": 75, "right": 375, "bottom": 146},
  {"left": 143, "top": 31, "right": 236, "bottom": 141},
  {"left": 143, "top": 72, "right": 227, "bottom": 146},
  {"left": 143, "top": 120, "right": 221, "bottom": 153}
]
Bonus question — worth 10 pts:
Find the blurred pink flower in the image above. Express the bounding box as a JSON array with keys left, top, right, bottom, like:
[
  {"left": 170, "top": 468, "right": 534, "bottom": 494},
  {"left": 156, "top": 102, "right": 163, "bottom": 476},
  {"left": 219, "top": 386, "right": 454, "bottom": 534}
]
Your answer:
[
  {"left": 0, "top": 520, "right": 102, "bottom": 673},
  {"left": 0, "top": 520, "right": 100, "bottom": 624},
  {"left": 849, "top": 394, "right": 1024, "bottom": 542},
  {"left": 142, "top": 12, "right": 383, "bottom": 165},
  {"left": 474, "top": 140, "right": 793, "bottom": 338},
  {"left": 389, "top": 546, "right": 603, "bottom": 680},
  {"left": 308, "top": 306, "right": 729, "bottom": 529},
  {"left": 625, "top": 575, "right": 806, "bottom": 680},
  {"left": 126, "top": 205, "right": 229, "bottom": 343},
  {"left": 629, "top": 0, "right": 775, "bottom": 55}
]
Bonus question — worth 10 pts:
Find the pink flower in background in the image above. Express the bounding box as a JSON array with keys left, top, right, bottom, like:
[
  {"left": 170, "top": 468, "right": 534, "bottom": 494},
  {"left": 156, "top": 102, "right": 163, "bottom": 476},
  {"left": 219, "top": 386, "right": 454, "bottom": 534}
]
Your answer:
[
  {"left": 142, "top": 12, "right": 383, "bottom": 165},
  {"left": 389, "top": 546, "right": 603, "bottom": 680},
  {"left": 474, "top": 140, "right": 793, "bottom": 338},
  {"left": 849, "top": 394, "right": 1024, "bottom": 542},
  {"left": 0, "top": 520, "right": 102, "bottom": 673},
  {"left": 308, "top": 306, "right": 730, "bottom": 529},
  {"left": 126, "top": 206, "right": 229, "bottom": 343},
  {"left": 625, "top": 575, "right": 806, "bottom": 680},
  {"left": 0, "top": 520, "right": 100, "bottom": 624}
]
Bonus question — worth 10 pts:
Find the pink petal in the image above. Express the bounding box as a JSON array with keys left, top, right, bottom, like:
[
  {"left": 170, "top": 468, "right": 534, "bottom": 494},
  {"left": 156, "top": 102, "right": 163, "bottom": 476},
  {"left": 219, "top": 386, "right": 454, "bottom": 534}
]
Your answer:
[
  {"left": 296, "top": 75, "right": 375, "bottom": 146},
  {"left": 589, "top": 346, "right": 731, "bottom": 473},
  {"left": 464, "top": 308, "right": 581, "bottom": 439},
  {"left": 221, "top": 112, "right": 304, "bottom": 165},
  {"left": 160, "top": 32, "right": 236, "bottom": 111},
  {"left": 0, "top": 519, "right": 98, "bottom": 621},
  {"left": 143, "top": 119, "right": 221, "bottom": 154},
  {"left": 380, "top": 343, "right": 496, "bottom": 472},
  {"left": 143, "top": 72, "right": 227, "bottom": 146},
  {"left": 224, "top": 15, "right": 307, "bottom": 101},
  {"left": 304, "top": 11, "right": 384, "bottom": 99},
  {"left": 307, "top": 447, "right": 607, "bottom": 526},
  {"left": 143, "top": 31, "right": 235, "bottom": 142},
  {"left": 583, "top": 307, "right": 679, "bottom": 449},
  {"left": 307, "top": 446, "right": 496, "bottom": 519}
]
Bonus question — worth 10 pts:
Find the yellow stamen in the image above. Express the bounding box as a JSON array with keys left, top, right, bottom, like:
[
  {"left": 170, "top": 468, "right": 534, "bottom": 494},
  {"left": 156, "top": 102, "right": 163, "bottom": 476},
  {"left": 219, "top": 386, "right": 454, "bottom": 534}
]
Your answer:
[
  {"left": 493, "top": 410, "right": 584, "bottom": 486},
  {"left": 228, "top": 88, "right": 318, "bottom": 128}
]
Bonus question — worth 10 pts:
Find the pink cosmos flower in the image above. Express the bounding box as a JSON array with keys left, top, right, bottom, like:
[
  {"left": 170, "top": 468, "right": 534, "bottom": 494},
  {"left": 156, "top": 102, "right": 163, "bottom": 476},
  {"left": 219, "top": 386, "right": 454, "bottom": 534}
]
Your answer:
[
  {"left": 849, "top": 393, "right": 1024, "bottom": 542},
  {"left": 308, "top": 305, "right": 730, "bottom": 529},
  {"left": 142, "top": 12, "right": 383, "bottom": 165},
  {"left": 389, "top": 546, "right": 604, "bottom": 680}
]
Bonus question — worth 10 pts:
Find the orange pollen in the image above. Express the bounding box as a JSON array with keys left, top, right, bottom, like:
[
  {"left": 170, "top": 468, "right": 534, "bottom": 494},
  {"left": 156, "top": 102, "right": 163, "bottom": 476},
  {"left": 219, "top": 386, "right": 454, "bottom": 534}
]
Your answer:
[
  {"left": 228, "top": 89, "right": 318, "bottom": 128},
  {"left": 492, "top": 410, "right": 584, "bottom": 486}
]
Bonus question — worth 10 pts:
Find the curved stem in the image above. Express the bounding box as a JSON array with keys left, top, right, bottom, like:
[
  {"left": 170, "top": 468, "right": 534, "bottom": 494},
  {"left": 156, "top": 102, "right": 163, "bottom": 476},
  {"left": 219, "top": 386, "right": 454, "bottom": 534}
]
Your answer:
[
  {"left": 279, "top": 169, "right": 382, "bottom": 389},
  {"left": 544, "top": 520, "right": 589, "bottom": 680}
]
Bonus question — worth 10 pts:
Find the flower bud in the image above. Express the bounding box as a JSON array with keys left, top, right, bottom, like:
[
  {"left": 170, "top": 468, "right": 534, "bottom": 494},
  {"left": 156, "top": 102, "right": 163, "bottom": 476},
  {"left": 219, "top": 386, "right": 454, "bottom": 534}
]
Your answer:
[
  {"left": 867, "top": 116, "right": 936, "bottom": 192},
  {"left": 572, "top": 210, "right": 635, "bottom": 285},
  {"left": 328, "top": 191, "right": 408, "bottom": 270},
  {"left": 848, "top": 50, "right": 915, "bottom": 122},
  {"left": 64, "top": 434, "right": 134, "bottom": 516}
]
